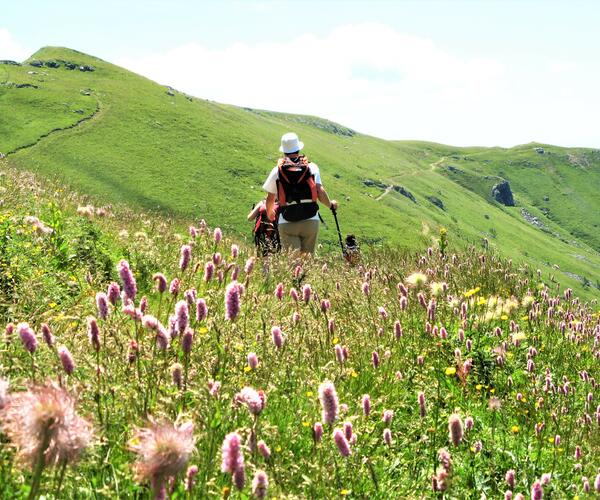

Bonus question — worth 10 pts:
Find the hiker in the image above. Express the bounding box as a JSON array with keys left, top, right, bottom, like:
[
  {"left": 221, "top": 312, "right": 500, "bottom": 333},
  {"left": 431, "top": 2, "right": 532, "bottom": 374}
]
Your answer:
[
  {"left": 248, "top": 199, "right": 281, "bottom": 256},
  {"left": 263, "top": 132, "right": 338, "bottom": 255}
]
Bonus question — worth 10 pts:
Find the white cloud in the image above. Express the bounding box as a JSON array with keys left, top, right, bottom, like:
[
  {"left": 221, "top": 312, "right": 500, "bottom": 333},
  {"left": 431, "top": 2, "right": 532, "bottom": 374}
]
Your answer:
[
  {"left": 0, "top": 28, "right": 31, "bottom": 61},
  {"left": 115, "top": 23, "right": 598, "bottom": 148}
]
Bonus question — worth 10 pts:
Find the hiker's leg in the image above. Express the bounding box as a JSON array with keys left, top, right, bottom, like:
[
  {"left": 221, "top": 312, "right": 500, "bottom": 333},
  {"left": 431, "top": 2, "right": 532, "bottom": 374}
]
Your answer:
[
  {"left": 279, "top": 223, "right": 302, "bottom": 252},
  {"left": 299, "top": 220, "right": 320, "bottom": 254}
]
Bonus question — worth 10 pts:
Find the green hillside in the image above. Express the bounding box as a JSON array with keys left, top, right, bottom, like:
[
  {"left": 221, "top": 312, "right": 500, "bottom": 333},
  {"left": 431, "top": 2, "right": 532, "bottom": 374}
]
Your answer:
[{"left": 1, "top": 47, "right": 599, "bottom": 299}]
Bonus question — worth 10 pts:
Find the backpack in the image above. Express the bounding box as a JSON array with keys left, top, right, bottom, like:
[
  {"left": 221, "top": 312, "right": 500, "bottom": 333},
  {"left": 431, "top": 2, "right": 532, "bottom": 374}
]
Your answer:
[
  {"left": 275, "top": 156, "right": 319, "bottom": 222},
  {"left": 253, "top": 204, "right": 281, "bottom": 255}
]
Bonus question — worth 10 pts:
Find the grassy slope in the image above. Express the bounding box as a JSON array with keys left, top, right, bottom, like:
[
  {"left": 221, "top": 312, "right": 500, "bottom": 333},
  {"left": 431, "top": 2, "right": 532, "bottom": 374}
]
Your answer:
[{"left": 0, "top": 47, "right": 599, "bottom": 299}]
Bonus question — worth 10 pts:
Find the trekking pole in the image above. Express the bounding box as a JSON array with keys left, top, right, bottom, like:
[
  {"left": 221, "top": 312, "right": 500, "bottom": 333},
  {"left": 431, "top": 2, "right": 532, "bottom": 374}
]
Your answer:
[{"left": 330, "top": 207, "right": 345, "bottom": 258}]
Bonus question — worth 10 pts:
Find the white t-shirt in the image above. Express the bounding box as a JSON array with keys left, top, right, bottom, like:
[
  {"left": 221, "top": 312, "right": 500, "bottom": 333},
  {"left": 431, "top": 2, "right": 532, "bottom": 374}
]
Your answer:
[{"left": 262, "top": 162, "right": 322, "bottom": 224}]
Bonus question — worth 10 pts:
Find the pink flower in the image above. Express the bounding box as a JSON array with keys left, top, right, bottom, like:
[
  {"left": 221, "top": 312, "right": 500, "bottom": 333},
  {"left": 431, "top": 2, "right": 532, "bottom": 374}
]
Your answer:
[
  {"left": 302, "top": 284, "right": 312, "bottom": 304},
  {"left": 212, "top": 252, "right": 222, "bottom": 266},
  {"left": 382, "top": 409, "right": 394, "bottom": 424},
  {"left": 465, "top": 416, "right": 474, "bottom": 432},
  {"left": 312, "top": 422, "right": 323, "bottom": 442},
  {"left": 153, "top": 273, "right": 167, "bottom": 294},
  {"left": 225, "top": 282, "right": 241, "bottom": 321},
  {"left": 41, "top": 323, "right": 54, "bottom": 347},
  {"left": 182, "top": 328, "right": 194, "bottom": 354},
  {"left": 117, "top": 260, "right": 137, "bottom": 301},
  {"left": 185, "top": 464, "right": 198, "bottom": 492},
  {"left": 244, "top": 257, "right": 255, "bottom": 274},
  {"left": 399, "top": 295, "right": 408, "bottom": 311},
  {"left": 221, "top": 432, "right": 243, "bottom": 474},
  {"left": 383, "top": 428, "right": 392, "bottom": 445},
  {"left": 448, "top": 414, "right": 463, "bottom": 446},
  {"left": 248, "top": 352, "right": 259, "bottom": 369},
  {"left": 236, "top": 387, "right": 266, "bottom": 416},
  {"left": 17, "top": 323, "right": 37, "bottom": 353},
  {"left": 290, "top": 288, "right": 299, "bottom": 302},
  {"left": 169, "top": 278, "right": 181, "bottom": 295},
  {"left": 343, "top": 421, "right": 353, "bottom": 440},
  {"left": 213, "top": 227, "right": 222, "bottom": 243},
  {"left": 204, "top": 262, "right": 214, "bottom": 282},
  {"left": 418, "top": 391, "right": 426, "bottom": 417},
  {"left": 257, "top": 440, "right": 271, "bottom": 459},
  {"left": 394, "top": 320, "right": 403, "bottom": 339},
  {"left": 107, "top": 282, "right": 120, "bottom": 305},
  {"left": 372, "top": 351, "right": 380, "bottom": 369},
  {"left": 334, "top": 344, "right": 345, "bottom": 364},
  {"left": 130, "top": 419, "right": 194, "bottom": 494},
  {"left": 320, "top": 299, "right": 331, "bottom": 313},
  {"left": 252, "top": 470, "right": 268, "bottom": 499},
  {"left": 95, "top": 292, "right": 109, "bottom": 319},
  {"left": 362, "top": 394, "right": 371, "bottom": 416},
  {"left": 274, "top": 283, "right": 284, "bottom": 300},
  {"left": 362, "top": 282, "right": 370, "bottom": 295},
  {"left": 208, "top": 380, "right": 221, "bottom": 397},
  {"left": 333, "top": 428, "right": 351, "bottom": 457},
  {"left": 58, "top": 346, "right": 75, "bottom": 375},
  {"left": 0, "top": 381, "right": 93, "bottom": 466},
  {"left": 271, "top": 326, "right": 284, "bottom": 349},
  {"left": 175, "top": 300, "right": 189, "bottom": 334},
  {"left": 378, "top": 306, "right": 388, "bottom": 319},
  {"left": 230, "top": 244, "right": 239, "bottom": 258},
  {"left": 531, "top": 480, "right": 543, "bottom": 500},
  {"left": 156, "top": 325, "right": 170, "bottom": 350},
  {"left": 179, "top": 245, "right": 191, "bottom": 270},
  {"left": 318, "top": 381, "right": 339, "bottom": 424},
  {"left": 195, "top": 298, "right": 208, "bottom": 322}
]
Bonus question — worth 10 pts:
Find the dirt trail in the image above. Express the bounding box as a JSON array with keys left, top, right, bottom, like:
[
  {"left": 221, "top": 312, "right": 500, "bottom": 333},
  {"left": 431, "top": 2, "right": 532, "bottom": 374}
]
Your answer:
[
  {"left": 375, "top": 185, "right": 393, "bottom": 201},
  {"left": 429, "top": 156, "right": 446, "bottom": 171}
]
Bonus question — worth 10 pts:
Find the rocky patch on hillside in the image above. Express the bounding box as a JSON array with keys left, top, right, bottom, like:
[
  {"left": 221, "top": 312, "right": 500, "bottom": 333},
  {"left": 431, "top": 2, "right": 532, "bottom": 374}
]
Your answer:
[
  {"left": 491, "top": 180, "right": 515, "bottom": 206},
  {"left": 29, "top": 60, "right": 95, "bottom": 72}
]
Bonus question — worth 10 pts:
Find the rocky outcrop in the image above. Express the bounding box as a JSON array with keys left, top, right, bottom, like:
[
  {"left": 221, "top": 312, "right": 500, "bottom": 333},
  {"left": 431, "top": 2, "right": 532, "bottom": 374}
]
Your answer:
[
  {"left": 392, "top": 185, "right": 417, "bottom": 203},
  {"left": 491, "top": 180, "right": 515, "bottom": 206},
  {"left": 0, "top": 60, "right": 20, "bottom": 65},
  {"left": 427, "top": 196, "right": 445, "bottom": 210},
  {"left": 29, "top": 60, "right": 43, "bottom": 67}
]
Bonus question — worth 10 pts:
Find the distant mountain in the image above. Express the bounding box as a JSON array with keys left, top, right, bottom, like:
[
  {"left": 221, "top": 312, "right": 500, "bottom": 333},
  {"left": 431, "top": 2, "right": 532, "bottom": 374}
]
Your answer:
[{"left": 1, "top": 47, "right": 599, "bottom": 298}]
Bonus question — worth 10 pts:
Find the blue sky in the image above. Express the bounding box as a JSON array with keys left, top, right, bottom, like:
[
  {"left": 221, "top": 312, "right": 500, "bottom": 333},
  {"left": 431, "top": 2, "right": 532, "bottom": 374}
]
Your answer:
[{"left": 3, "top": 1, "right": 600, "bottom": 147}]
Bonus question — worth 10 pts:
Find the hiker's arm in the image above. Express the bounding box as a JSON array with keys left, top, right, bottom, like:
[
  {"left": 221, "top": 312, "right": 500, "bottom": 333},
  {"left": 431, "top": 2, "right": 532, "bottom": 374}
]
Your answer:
[
  {"left": 317, "top": 184, "right": 338, "bottom": 210},
  {"left": 265, "top": 192, "right": 277, "bottom": 220},
  {"left": 247, "top": 204, "right": 261, "bottom": 221}
]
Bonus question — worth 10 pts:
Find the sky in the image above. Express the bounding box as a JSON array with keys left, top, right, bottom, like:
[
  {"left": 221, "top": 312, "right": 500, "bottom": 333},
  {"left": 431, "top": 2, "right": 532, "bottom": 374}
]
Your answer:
[{"left": 2, "top": 0, "right": 600, "bottom": 148}]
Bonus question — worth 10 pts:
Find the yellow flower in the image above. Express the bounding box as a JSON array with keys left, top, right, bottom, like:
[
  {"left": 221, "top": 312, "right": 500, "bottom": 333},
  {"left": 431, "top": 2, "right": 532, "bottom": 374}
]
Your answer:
[
  {"left": 547, "top": 437, "right": 554, "bottom": 443},
  {"left": 489, "top": 388, "right": 495, "bottom": 394},
  {"left": 477, "top": 297, "right": 487, "bottom": 306},
  {"left": 445, "top": 367, "right": 456, "bottom": 376},
  {"left": 476, "top": 384, "right": 483, "bottom": 391},
  {"left": 511, "top": 426, "right": 520, "bottom": 434},
  {"left": 49, "top": 302, "right": 57, "bottom": 308},
  {"left": 306, "top": 391, "right": 314, "bottom": 397},
  {"left": 341, "top": 490, "right": 351, "bottom": 496},
  {"left": 521, "top": 315, "right": 529, "bottom": 321},
  {"left": 500, "top": 314, "right": 508, "bottom": 320},
  {"left": 332, "top": 337, "right": 339, "bottom": 345},
  {"left": 244, "top": 366, "right": 252, "bottom": 373},
  {"left": 351, "top": 370, "right": 358, "bottom": 378},
  {"left": 302, "top": 421, "right": 311, "bottom": 427},
  {"left": 198, "top": 326, "right": 208, "bottom": 334},
  {"left": 440, "top": 227, "right": 447, "bottom": 235},
  {"left": 275, "top": 446, "right": 282, "bottom": 452}
]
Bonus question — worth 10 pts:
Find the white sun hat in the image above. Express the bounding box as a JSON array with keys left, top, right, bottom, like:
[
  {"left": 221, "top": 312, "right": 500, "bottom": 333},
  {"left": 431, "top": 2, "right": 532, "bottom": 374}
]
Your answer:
[{"left": 279, "top": 132, "right": 304, "bottom": 153}]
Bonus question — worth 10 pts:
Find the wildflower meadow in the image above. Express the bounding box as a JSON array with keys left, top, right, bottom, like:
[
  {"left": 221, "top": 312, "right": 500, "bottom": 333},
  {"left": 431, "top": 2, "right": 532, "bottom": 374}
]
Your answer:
[{"left": 0, "top": 168, "right": 599, "bottom": 499}]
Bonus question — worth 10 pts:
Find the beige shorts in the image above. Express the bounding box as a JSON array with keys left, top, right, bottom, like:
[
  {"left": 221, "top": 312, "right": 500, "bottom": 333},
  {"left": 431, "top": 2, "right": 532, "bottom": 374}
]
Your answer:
[{"left": 278, "top": 219, "right": 320, "bottom": 254}]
